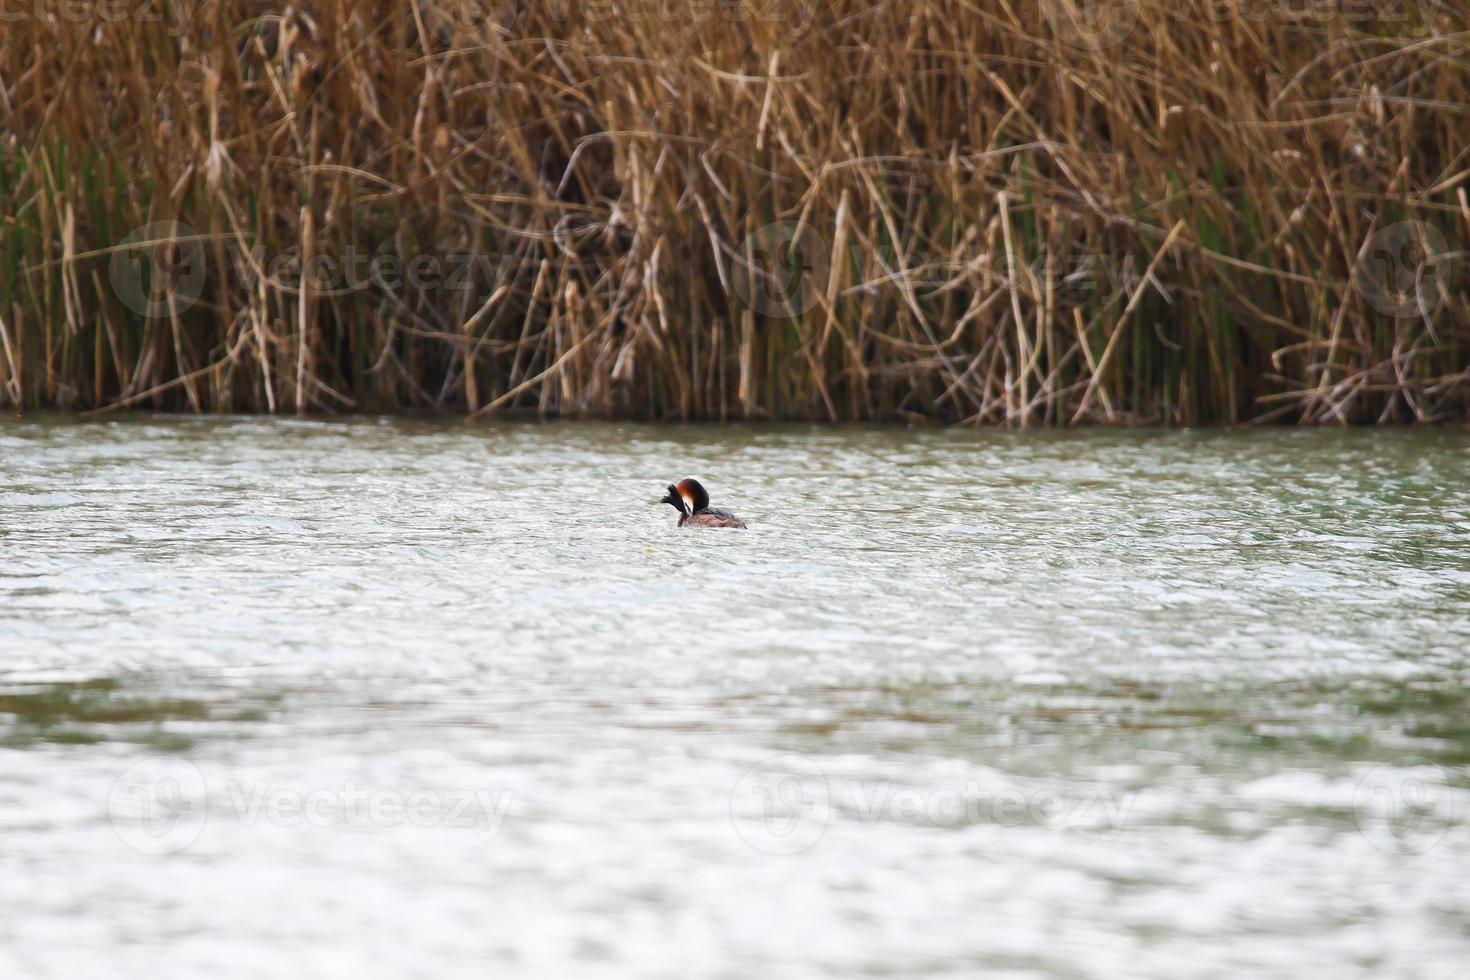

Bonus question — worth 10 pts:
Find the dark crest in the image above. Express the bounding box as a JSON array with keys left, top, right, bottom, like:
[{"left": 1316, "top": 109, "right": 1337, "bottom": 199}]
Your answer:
[{"left": 660, "top": 483, "right": 689, "bottom": 516}]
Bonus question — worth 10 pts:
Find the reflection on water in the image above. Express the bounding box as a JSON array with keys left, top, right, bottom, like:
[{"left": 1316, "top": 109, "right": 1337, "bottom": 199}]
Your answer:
[{"left": 1, "top": 416, "right": 1468, "bottom": 977}]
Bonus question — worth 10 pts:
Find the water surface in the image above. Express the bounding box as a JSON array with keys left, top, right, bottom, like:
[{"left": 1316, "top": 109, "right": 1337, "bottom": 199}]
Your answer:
[{"left": 2, "top": 417, "right": 1468, "bottom": 978}]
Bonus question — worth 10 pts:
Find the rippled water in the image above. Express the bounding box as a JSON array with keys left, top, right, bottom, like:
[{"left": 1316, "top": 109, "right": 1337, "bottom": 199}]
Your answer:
[{"left": 2, "top": 416, "right": 1468, "bottom": 978}]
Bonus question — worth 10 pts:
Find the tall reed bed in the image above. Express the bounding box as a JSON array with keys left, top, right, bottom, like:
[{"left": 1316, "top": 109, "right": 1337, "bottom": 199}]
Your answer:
[{"left": 0, "top": 1, "right": 1465, "bottom": 422}]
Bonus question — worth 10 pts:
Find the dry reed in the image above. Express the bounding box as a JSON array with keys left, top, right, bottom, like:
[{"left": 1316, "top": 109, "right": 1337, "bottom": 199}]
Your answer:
[{"left": 1, "top": 1, "right": 1466, "bottom": 423}]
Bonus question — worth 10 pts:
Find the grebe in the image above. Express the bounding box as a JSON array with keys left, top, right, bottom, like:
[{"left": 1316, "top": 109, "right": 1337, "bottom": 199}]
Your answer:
[{"left": 660, "top": 478, "right": 747, "bottom": 529}]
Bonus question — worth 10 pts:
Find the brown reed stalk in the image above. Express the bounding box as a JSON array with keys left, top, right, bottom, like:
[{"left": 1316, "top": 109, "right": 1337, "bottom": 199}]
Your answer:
[{"left": 0, "top": 1, "right": 1465, "bottom": 423}]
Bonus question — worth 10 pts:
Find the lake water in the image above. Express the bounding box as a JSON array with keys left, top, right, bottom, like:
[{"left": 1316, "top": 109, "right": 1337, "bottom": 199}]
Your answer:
[{"left": 2, "top": 416, "right": 1468, "bottom": 978}]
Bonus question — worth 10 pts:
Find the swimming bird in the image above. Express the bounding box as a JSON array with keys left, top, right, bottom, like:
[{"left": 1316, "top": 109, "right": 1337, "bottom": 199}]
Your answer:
[{"left": 660, "top": 478, "right": 747, "bottom": 529}]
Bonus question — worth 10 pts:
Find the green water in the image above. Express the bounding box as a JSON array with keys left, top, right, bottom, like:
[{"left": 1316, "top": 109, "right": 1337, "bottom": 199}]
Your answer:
[{"left": 1, "top": 416, "right": 1467, "bottom": 978}]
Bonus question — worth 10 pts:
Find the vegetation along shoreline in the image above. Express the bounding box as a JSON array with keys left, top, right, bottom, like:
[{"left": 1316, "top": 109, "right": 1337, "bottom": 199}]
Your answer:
[{"left": 1, "top": 2, "right": 1465, "bottom": 424}]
